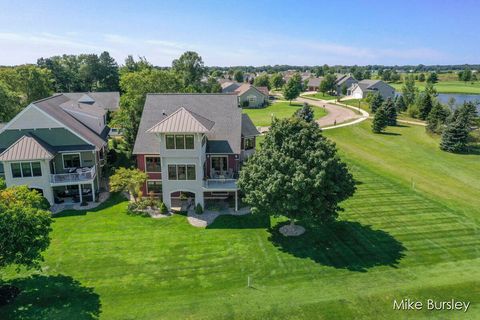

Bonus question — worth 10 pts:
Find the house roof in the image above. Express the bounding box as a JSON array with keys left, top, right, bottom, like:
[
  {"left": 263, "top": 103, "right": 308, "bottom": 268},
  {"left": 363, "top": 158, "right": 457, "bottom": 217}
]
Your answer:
[
  {"left": 357, "top": 79, "right": 382, "bottom": 91},
  {"left": 257, "top": 86, "right": 269, "bottom": 96},
  {"left": 221, "top": 82, "right": 241, "bottom": 93},
  {"left": 241, "top": 114, "right": 260, "bottom": 137},
  {"left": 61, "top": 92, "right": 120, "bottom": 111},
  {"left": 234, "top": 83, "right": 267, "bottom": 97},
  {"left": 147, "top": 107, "right": 215, "bottom": 133},
  {"left": 307, "top": 77, "right": 323, "bottom": 87},
  {"left": 33, "top": 94, "right": 107, "bottom": 149},
  {"left": 60, "top": 100, "right": 107, "bottom": 118},
  {"left": 336, "top": 75, "right": 355, "bottom": 86},
  {"left": 133, "top": 94, "right": 242, "bottom": 155},
  {"left": 0, "top": 135, "right": 54, "bottom": 161}
]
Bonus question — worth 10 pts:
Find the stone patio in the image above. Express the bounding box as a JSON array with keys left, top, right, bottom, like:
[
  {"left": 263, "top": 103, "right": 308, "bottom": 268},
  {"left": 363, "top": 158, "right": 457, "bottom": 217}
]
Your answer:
[{"left": 50, "top": 191, "right": 110, "bottom": 214}]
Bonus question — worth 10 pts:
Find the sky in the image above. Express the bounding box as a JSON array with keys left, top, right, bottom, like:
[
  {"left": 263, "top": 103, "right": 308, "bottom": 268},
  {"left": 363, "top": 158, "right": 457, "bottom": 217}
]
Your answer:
[{"left": 0, "top": 0, "right": 479, "bottom": 67}]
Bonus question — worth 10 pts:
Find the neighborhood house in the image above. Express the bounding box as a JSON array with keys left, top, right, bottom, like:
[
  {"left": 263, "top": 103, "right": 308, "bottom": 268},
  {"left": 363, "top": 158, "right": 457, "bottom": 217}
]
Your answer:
[
  {"left": 133, "top": 93, "right": 259, "bottom": 211},
  {"left": 221, "top": 82, "right": 268, "bottom": 108},
  {"left": 348, "top": 79, "right": 395, "bottom": 99},
  {"left": 0, "top": 92, "right": 119, "bottom": 205}
]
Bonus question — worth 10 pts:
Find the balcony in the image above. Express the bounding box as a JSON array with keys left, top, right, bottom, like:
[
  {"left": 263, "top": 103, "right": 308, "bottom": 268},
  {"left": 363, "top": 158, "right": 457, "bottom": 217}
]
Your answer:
[
  {"left": 50, "top": 166, "right": 96, "bottom": 185},
  {"left": 204, "top": 178, "right": 238, "bottom": 191}
]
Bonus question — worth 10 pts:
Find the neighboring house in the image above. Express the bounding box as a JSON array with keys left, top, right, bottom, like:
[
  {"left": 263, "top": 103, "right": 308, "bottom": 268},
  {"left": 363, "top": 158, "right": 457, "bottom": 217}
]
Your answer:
[
  {"left": 133, "top": 93, "right": 260, "bottom": 211},
  {"left": 348, "top": 80, "right": 395, "bottom": 99},
  {"left": 233, "top": 83, "right": 268, "bottom": 108},
  {"left": 221, "top": 81, "right": 241, "bottom": 93},
  {"left": 306, "top": 77, "right": 323, "bottom": 91},
  {"left": 335, "top": 75, "right": 358, "bottom": 95},
  {"left": 0, "top": 92, "right": 117, "bottom": 205}
]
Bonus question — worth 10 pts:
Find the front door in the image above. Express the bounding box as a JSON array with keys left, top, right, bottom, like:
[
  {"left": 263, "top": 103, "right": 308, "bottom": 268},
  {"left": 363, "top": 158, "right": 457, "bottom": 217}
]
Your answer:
[{"left": 211, "top": 156, "right": 228, "bottom": 175}]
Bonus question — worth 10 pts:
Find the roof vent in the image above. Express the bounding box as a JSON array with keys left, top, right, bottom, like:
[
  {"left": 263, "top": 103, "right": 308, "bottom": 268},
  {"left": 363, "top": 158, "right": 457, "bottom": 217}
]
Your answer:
[
  {"left": 162, "top": 110, "right": 167, "bottom": 116},
  {"left": 78, "top": 94, "right": 95, "bottom": 104}
]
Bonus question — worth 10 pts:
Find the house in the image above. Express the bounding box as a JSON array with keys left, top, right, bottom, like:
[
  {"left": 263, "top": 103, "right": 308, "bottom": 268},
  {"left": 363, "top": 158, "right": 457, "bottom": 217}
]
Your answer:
[
  {"left": 306, "top": 77, "right": 323, "bottom": 91},
  {"left": 221, "top": 82, "right": 268, "bottom": 108},
  {"left": 348, "top": 80, "right": 395, "bottom": 99},
  {"left": 0, "top": 92, "right": 118, "bottom": 205},
  {"left": 133, "top": 93, "right": 260, "bottom": 211},
  {"left": 335, "top": 75, "right": 358, "bottom": 95}
]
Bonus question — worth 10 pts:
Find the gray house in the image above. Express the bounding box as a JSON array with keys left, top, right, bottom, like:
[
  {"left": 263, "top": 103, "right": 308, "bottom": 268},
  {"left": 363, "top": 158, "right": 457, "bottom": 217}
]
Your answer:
[
  {"left": 0, "top": 92, "right": 118, "bottom": 205},
  {"left": 335, "top": 75, "right": 358, "bottom": 95},
  {"left": 348, "top": 80, "right": 395, "bottom": 99},
  {"left": 221, "top": 83, "right": 268, "bottom": 108}
]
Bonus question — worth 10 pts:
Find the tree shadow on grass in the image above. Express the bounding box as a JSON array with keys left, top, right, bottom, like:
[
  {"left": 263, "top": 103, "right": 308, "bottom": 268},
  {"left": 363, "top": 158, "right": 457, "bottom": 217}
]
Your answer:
[
  {"left": 380, "top": 131, "right": 402, "bottom": 136},
  {"left": 54, "top": 193, "right": 126, "bottom": 218},
  {"left": 207, "top": 213, "right": 270, "bottom": 229},
  {"left": 0, "top": 274, "right": 101, "bottom": 319},
  {"left": 268, "top": 220, "right": 405, "bottom": 272}
]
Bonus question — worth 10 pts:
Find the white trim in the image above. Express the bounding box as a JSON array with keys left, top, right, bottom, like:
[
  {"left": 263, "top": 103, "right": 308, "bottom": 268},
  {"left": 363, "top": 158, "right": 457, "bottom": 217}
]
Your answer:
[
  {"left": 144, "top": 155, "right": 162, "bottom": 173},
  {"left": 146, "top": 179, "right": 162, "bottom": 195},
  {"left": 62, "top": 152, "right": 82, "bottom": 170},
  {"left": 10, "top": 161, "right": 43, "bottom": 178},
  {"left": 167, "top": 164, "right": 196, "bottom": 181}
]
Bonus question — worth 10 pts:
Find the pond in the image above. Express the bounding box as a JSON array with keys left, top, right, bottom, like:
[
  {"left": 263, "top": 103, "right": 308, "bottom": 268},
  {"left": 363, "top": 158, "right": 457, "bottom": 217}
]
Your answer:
[{"left": 436, "top": 93, "right": 480, "bottom": 111}]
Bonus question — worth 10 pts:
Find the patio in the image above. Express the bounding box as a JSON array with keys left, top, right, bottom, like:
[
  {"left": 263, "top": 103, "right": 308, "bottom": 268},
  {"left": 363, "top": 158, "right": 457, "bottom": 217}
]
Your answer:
[{"left": 50, "top": 191, "right": 110, "bottom": 214}]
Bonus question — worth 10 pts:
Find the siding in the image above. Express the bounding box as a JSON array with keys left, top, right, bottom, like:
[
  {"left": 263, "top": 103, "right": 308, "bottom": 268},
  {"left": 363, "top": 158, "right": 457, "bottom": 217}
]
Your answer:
[
  {"left": 0, "top": 128, "right": 88, "bottom": 150},
  {"left": 238, "top": 87, "right": 266, "bottom": 108}
]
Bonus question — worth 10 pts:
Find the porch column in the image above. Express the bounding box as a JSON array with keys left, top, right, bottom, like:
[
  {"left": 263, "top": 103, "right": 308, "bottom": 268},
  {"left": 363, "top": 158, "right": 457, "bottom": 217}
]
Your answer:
[
  {"left": 78, "top": 184, "right": 83, "bottom": 203},
  {"left": 235, "top": 190, "right": 238, "bottom": 212},
  {"left": 91, "top": 182, "right": 96, "bottom": 202}
]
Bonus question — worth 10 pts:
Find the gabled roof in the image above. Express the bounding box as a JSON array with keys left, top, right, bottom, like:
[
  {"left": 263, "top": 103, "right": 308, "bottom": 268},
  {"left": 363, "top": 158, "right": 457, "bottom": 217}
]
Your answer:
[
  {"left": 307, "top": 77, "right": 323, "bottom": 87},
  {"left": 336, "top": 75, "right": 356, "bottom": 86},
  {"left": 0, "top": 135, "right": 54, "bottom": 161},
  {"left": 147, "top": 107, "right": 215, "bottom": 133},
  {"left": 133, "top": 94, "right": 242, "bottom": 155},
  {"left": 234, "top": 83, "right": 267, "bottom": 97},
  {"left": 241, "top": 114, "right": 260, "bottom": 137},
  {"left": 357, "top": 79, "right": 382, "bottom": 91},
  {"left": 221, "top": 82, "right": 241, "bottom": 93},
  {"left": 257, "top": 86, "right": 269, "bottom": 96},
  {"left": 61, "top": 92, "right": 120, "bottom": 111},
  {"left": 60, "top": 101, "right": 107, "bottom": 118}
]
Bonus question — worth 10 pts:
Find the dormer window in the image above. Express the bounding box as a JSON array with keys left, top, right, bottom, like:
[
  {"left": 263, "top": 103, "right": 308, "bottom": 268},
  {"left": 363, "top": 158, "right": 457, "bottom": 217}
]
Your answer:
[{"left": 166, "top": 134, "right": 195, "bottom": 150}]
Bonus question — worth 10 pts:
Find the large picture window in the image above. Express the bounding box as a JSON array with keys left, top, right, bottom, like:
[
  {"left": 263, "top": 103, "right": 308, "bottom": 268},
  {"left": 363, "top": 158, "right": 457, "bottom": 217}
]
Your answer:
[
  {"left": 145, "top": 156, "right": 161, "bottom": 172},
  {"left": 63, "top": 153, "right": 81, "bottom": 168},
  {"left": 146, "top": 180, "right": 162, "bottom": 195},
  {"left": 165, "top": 135, "right": 195, "bottom": 150},
  {"left": 11, "top": 162, "right": 42, "bottom": 178},
  {"left": 167, "top": 164, "right": 196, "bottom": 180}
]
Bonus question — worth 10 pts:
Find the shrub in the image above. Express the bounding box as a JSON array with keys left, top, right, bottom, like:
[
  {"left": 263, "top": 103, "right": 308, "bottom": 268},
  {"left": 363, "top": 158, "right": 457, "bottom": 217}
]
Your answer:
[
  {"left": 241, "top": 100, "right": 249, "bottom": 108},
  {"left": 407, "top": 105, "right": 420, "bottom": 118},
  {"left": 195, "top": 203, "right": 204, "bottom": 215},
  {"left": 111, "top": 138, "right": 118, "bottom": 149},
  {"left": 135, "top": 198, "right": 150, "bottom": 210},
  {"left": 158, "top": 201, "right": 168, "bottom": 214}
]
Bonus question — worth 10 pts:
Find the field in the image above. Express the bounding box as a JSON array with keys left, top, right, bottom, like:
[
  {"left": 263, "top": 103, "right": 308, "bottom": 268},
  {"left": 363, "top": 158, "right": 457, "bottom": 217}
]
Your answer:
[
  {"left": 1, "top": 122, "right": 479, "bottom": 319},
  {"left": 301, "top": 92, "right": 338, "bottom": 100},
  {"left": 390, "top": 80, "right": 480, "bottom": 94},
  {"left": 242, "top": 101, "right": 327, "bottom": 126}
]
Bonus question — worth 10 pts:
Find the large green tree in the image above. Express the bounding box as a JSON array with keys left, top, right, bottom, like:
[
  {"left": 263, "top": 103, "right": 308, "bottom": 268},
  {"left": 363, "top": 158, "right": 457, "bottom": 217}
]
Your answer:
[
  {"left": 369, "top": 92, "right": 384, "bottom": 113},
  {"left": 319, "top": 73, "right": 336, "bottom": 96},
  {"left": 395, "top": 94, "right": 407, "bottom": 112},
  {"left": 253, "top": 74, "right": 271, "bottom": 89},
  {"left": 270, "top": 73, "right": 285, "bottom": 89},
  {"left": 238, "top": 117, "right": 355, "bottom": 227},
  {"left": 372, "top": 106, "right": 388, "bottom": 133},
  {"left": 0, "top": 186, "right": 52, "bottom": 273},
  {"left": 283, "top": 73, "right": 302, "bottom": 104},
  {"left": 233, "top": 70, "right": 244, "bottom": 83},
  {"left": 402, "top": 75, "right": 418, "bottom": 106},
  {"left": 172, "top": 51, "right": 205, "bottom": 90},
  {"left": 440, "top": 102, "right": 478, "bottom": 152},
  {"left": 383, "top": 97, "right": 397, "bottom": 126},
  {"left": 426, "top": 102, "right": 451, "bottom": 134},
  {"left": 0, "top": 81, "right": 21, "bottom": 122},
  {"left": 109, "top": 168, "right": 148, "bottom": 201},
  {"left": 417, "top": 92, "right": 435, "bottom": 120}
]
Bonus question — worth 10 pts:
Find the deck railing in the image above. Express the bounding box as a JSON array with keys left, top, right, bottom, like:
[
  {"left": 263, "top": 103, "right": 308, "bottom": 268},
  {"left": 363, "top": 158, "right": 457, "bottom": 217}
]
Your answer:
[{"left": 50, "top": 166, "right": 96, "bottom": 184}]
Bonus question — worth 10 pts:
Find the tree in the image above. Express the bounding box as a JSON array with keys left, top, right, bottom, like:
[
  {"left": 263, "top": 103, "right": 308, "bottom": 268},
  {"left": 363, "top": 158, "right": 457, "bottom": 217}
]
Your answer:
[
  {"left": 319, "top": 73, "right": 336, "bottom": 96},
  {"left": 113, "top": 69, "right": 182, "bottom": 150},
  {"left": 353, "top": 69, "right": 364, "bottom": 81},
  {"left": 0, "top": 81, "right": 21, "bottom": 122},
  {"left": 426, "top": 102, "right": 451, "bottom": 134},
  {"left": 109, "top": 168, "right": 148, "bottom": 201},
  {"left": 458, "top": 68, "right": 472, "bottom": 82},
  {"left": 440, "top": 102, "right": 478, "bottom": 152},
  {"left": 172, "top": 51, "right": 205, "bottom": 89},
  {"left": 401, "top": 75, "right": 418, "bottom": 106},
  {"left": 390, "top": 71, "right": 401, "bottom": 82},
  {"left": 270, "top": 73, "right": 285, "bottom": 89},
  {"left": 381, "top": 69, "right": 392, "bottom": 82},
  {"left": 294, "top": 103, "right": 314, "bottom": 122},
  {"left": 204, "top": 77, "right": 222, "bottom": 93},
  {"left": 369, "top": 93, "right": 384, "bottom": 113},
  {"left": 363, "top": 69, "right": 372, "bottom": 79},
  {"left": 0, "top": 186, "right": 52, "bottom": 273},
  {"left": 395, "top": 94, "right": 407, "bottom": 112},
  {"left": 0, "top": 178, "right": 5, "bottom": 190},
  {"left": 418, "top": 73, "right": 426, "bottom": 82},
  {"left": 341, "top": 83, "right": 348, "bottom": 96},
  {"left": 15, "top": 65, "right": 53, "bottom": 104},
  {"left": 238, "top": 117, "right": 355, "bottom": 227},
  {"left": 97, "top": 51, "right": 120, "bottom": 91},
  {"left": 383, "top": 97, "right": 397, "bottom": 126},
  {"left": 372, "top": 106, "right": 388, "bottom": 133},
  {"left": 253, "top": 74, "right": 270, "bottom": 89},
  {"left": 233, "top": 70, "right": 244, "bottom": 83},
  {"left": 283, "top": 73, "right": 302, "bottom": 104},
  {"left": 121, "top": 55, "right": 152, "bottom": 74},
  {"left": 417, "top": 92, "right": 435, "bottom": 120},
  {"left": 427, "top": 72, "right": 438, "bottom": 83}
]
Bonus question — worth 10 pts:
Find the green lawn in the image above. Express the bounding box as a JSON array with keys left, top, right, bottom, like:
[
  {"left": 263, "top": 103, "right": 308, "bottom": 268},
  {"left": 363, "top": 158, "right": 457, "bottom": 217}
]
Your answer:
[
  {"left": 1, "top": 122, "right": 479, "bottom": 319},
  {"left": 390, "top": 80, "right": 480, "bottom": 94},
  {"left": 243, "top": 101, "right": 327, "bottom": 127},
  {"left": 301, "top": 92, "right": 338, "bottom": 100}
]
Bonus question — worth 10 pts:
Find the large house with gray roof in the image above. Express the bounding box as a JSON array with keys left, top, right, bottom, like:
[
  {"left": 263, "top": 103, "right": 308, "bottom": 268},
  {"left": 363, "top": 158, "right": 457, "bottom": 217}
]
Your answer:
[
  {"left": 0, "top": 92, "right": 118, "bottom": 205},
  {"left": 348, "top": 80, "right": 395, "bottom": 99},
  {"left": 133, "top": 93, "right": 259, "bottom": 211}
]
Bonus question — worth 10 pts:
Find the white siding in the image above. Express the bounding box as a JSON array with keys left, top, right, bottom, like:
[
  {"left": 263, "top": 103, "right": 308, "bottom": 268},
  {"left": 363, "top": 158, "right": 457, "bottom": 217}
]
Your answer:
[{"left": 7, "top": 105, "right": 61, "bottom": 130}]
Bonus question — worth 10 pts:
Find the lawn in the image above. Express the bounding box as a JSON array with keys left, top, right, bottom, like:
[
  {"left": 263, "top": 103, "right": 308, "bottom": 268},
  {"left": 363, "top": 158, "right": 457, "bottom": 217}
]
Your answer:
[
  {"left": 1, "top": 122, "right": 479, "bottom": 319},
  {"left": 301, "top": 92, "right": 338, "bottom": 101},
  {"left": 242, "top": 101, "right": 327, "bottom": 127},
  {"left": 390, "top": 80, "right": 480, "bottom": 94}
]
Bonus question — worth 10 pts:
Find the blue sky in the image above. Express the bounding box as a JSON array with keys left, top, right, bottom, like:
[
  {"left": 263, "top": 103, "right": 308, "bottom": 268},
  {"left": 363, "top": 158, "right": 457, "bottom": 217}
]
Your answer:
[{"left": 0, "top": 0, "right": 478, "bottom": 66}]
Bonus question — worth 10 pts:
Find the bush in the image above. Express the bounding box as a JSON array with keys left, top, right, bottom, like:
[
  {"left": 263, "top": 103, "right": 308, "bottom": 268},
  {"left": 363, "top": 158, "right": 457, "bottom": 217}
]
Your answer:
[
  {"left": 407, "top": 105, "right": 420, "bottom": 118},
  {"left": 135, "top": 198, "right": 150, "bottom": 210},
  {"left": 195, "top": 203, "right": 204, "bottom": 215},
  {"left": 111, "top": 138, "right": 118, "bottom": 149},
  {"left": 241, "top": 100, "right": 249, "bottom": 108},
  {"left": 158, "top": 201, "right": 168, "bottom": 214}
]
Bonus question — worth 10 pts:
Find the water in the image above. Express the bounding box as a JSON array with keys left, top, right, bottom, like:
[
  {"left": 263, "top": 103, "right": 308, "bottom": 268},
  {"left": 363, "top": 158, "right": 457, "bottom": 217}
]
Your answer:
[{"left": 436, "top": 93, "right": 480, "bottom": 112}]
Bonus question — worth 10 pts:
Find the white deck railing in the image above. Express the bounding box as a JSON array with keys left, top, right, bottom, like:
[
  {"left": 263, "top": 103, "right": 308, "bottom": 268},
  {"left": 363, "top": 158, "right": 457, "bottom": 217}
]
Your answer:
[
  {"left": 204, "top": 178, "right": 237, "bottom": 189},
  {"left": 50, "top": 166, "right": 96, "bottom": 184}
]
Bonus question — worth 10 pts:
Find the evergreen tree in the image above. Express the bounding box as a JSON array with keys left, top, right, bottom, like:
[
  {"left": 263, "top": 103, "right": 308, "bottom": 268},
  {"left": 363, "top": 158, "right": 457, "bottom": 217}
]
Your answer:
[
  {"left": 369, "top": 93, "right": 384, "bottom": 113},
  {"left": 426, "top": 103, "right": 451, "bottom": 134},
  {"left": 440, "top": 119, "right": 470, "bottom": 152},
  {"left": 417, "top": 92, "right": 434, "bottom": 120},
  {"left": 383, "top": 97, "right": 397, "bottom": 126},
  {"left": 294, "top": 103, "right": 315, "bottom": 122},
  {"left": 402, "top": 75, "right": 417, "bottom": 106},
  {"left": 418, "top": 73, "right": 426, "bottom": 82},
  {"left": 427, "top": 72, "right": 438, "bottom": 83},
  {"left": 372, "top": 107, "right": 388, "bottom": 133},
  {"left": 395, "top": 94, "right": 407, "bottom": 112}
]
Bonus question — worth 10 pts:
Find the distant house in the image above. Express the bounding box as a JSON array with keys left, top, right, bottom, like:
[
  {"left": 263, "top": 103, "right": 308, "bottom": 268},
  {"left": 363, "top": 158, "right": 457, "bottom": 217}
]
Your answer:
[
  {"left": 335, "top": 75, "right": 358, "bottom": 95},
  {"left": 221, "top": 82, "right": 268, "bottom": 108},
  {"left": 0, "top": 92, "right": 118, "bottom": 205},
  {"left": 133, "top": 93, "right": 260, "bottom": 211},
  {"left": 306, "top": 77, "right": 323, "bottom": 91},
  {"left": 348, "top": 80, "right": 395, "bottom": 99}
]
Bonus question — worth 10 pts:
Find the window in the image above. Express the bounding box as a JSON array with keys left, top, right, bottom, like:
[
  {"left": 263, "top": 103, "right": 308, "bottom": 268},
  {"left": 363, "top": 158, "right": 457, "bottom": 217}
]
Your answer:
[
  {"left": 244, "top": 137, "right": 255, "bottom": 150},
  {"left": 10, "top": 162, "right": 42, "bottom": 178},
  {"left": 63, "top": 153, "right": 81, "bottom": 168},
  {"left": 167, "top": 164, "right": 196, "bottom": 180},
  {"left": 185, "top": 135, "right": 194, "bottom": 149},
  {"left": 145, "top": 156, "right": 161, "bottom": 172},
  {"left": 11, "top": 163, "right": 21, "bottom": 178},
  {"left": 248, "top": 96, "right": 257, "bottom": 104},
  {"left": 146, "top": 180, "right": 162, "bottom": 195},
  {"left": 166, "top": 135, "right": 175, "bottom": 149},
  {"left": 166, "top": 135, "right": 195, "bottom": 150},
  {"left": 211, "top": 156, "right": 228, "bottom": 172}
]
